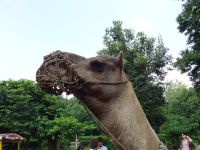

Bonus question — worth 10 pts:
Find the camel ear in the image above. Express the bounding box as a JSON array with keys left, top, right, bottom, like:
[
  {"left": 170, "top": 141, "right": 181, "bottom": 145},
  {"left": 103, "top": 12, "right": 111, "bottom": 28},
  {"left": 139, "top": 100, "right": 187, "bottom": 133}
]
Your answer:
[{"left": 116, "top": 51, "right": 123, "bottom": 68}]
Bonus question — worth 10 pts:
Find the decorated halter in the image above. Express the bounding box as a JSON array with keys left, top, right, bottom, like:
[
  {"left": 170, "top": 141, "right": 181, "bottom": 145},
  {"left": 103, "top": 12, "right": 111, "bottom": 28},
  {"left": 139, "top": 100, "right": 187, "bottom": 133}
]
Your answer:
[{"left": 36, "top": 51, "right": 86, "bottom": 95}]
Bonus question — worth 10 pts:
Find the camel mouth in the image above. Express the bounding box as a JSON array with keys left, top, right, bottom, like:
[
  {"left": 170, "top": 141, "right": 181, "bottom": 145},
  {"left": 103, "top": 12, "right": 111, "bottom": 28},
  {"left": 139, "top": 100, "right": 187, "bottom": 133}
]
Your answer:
[{"left": 36, "top": 51, "right": 86, "bottom": 95}]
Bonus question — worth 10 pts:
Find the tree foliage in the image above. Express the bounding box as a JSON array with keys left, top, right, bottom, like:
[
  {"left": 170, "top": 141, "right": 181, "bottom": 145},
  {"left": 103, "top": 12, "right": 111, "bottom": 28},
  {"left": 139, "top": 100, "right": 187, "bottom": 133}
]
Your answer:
[
  {"left": 65, "top": 97, "right": 101, "bottom": 135},
  {"left": 65, "top": 97, "right": 92, "bottom": 123},
  {"left": 176, "top": 0, "right": 200, "bottom": 92},
  {"left": 159, "top": 81, "right": 200, "bottom": 147},
  {"left": 0, "top": 79, "right": 83, "bottom": 150},
  {"left": 38, "top": 116, "right": 82, "bottom": 140},
  {"left": 98, "top": 21, "right": 172, "bottom": 131}
]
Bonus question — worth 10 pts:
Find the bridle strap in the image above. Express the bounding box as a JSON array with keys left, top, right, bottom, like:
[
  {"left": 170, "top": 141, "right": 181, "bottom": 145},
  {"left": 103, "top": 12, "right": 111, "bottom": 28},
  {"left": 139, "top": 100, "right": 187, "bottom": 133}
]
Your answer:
[{"left": 86, "top": 80, "right": 129, "bottom": 85}]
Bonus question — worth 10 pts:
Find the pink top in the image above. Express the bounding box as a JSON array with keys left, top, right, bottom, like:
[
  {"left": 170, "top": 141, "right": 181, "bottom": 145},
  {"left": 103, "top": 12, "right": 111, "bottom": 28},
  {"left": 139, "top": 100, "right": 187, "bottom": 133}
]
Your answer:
[{"left": 182, "top": 138, "right": 190, "bottom": 150}]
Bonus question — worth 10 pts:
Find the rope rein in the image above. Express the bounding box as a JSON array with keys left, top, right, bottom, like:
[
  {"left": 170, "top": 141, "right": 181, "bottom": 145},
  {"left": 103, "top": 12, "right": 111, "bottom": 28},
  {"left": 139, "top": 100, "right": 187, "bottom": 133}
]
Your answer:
[{"left": 76, "top": 94, "right": 127, "bottom": 150}]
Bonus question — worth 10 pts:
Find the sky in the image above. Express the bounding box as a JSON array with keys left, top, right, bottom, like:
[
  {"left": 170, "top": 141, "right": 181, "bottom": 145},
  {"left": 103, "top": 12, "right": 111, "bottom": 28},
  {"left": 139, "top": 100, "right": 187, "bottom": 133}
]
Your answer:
[{"left": 0, "top": 0, "right": 192, "bottom": 86}]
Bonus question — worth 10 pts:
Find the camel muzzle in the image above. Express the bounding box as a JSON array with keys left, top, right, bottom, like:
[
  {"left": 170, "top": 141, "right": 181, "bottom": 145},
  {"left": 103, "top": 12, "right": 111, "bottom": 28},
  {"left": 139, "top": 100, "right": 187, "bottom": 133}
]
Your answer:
[{"left": 36, "top": 51, "right": 86, "bottom": 95}]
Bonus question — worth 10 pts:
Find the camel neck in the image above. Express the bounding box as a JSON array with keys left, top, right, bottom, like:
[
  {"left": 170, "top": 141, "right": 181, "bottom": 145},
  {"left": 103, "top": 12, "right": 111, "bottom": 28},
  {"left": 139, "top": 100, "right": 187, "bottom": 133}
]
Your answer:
[{"left": 79, "top": 82, "right": 160, "bottom": 150}]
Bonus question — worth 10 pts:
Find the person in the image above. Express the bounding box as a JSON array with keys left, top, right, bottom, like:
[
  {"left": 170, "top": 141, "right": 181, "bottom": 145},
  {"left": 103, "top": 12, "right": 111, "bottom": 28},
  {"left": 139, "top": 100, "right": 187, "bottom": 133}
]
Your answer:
[
  {"left": 77, "top": 144, "right": 84, "bottom": 150},
  {"left": 182, "top": 133, "right": 193, "bottom": 150},
  {"left": 97, "top": 137, "right": 108, "bottom": 150},
  {"left": 90, "top": 139, "right": 99, "bottom": 150}
]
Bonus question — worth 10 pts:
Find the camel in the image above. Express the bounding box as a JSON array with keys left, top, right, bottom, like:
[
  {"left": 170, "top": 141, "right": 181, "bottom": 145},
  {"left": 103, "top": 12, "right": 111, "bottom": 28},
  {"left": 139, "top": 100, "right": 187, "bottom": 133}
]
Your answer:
[{"left": 36, "top": 50, "right": 167, "bottom": 150}]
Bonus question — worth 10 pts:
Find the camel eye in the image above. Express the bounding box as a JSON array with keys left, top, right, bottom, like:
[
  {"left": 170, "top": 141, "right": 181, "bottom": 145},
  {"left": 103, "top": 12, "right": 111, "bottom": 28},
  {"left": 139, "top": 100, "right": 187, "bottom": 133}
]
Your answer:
[{"left": 90, "top": 60, "right": 106, "bottom": 72}]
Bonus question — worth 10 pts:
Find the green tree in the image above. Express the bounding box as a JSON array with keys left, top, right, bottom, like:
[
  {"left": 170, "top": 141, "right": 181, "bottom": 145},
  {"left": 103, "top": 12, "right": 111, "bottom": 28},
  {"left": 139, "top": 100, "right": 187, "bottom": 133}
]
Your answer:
[
  {"left": 176, "top": 0, "right": 200, "bottom": 92},
  {"left": 98, "top": 21, "right": 172, "bottom": 132},
  {"left": 37, "top": 116, "right": 83, "bottom": 150},
  {"left": 0, "top": 80, "right": 46, "bottom": 139},
  {"left": 65, "top": 97, "right": 92, "bottom": 123},
  {"left": 65, "top": 97, "right": 101, "bottom": 135},
  {"left": 0, "top": 80, "right": 78, "bottom": 150},
  {"left": 159, "top": 81, "right": 200, "bottom": 148}
]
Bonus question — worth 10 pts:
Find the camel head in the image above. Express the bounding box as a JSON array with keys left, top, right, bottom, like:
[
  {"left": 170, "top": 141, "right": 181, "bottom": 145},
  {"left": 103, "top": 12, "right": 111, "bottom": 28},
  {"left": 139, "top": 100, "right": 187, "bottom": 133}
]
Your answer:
[
  {"left": 36, "top": 50, "right": 130, "bottom": 149},
  {"left": 36, "top": 50, "right": 167, "bottom": 150},
  {"left": 36, "top": 50, "right": 128, "bottom": 100}
]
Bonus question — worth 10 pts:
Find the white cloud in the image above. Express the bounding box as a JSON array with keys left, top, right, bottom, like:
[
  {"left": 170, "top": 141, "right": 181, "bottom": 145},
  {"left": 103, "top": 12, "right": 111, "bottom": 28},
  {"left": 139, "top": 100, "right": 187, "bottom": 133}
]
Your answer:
[{"left": 165, "top": 70, "right": 192, "bottom": 87}]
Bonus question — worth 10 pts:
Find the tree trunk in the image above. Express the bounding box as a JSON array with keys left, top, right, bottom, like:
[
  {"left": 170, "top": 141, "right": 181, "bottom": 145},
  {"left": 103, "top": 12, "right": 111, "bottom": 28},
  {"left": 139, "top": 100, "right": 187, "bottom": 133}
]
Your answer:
[
  {"left": 56, "top": 138, "right": 60, "bottom": 150},
  {"left": 24, "top": 138, "right": 30, "bottom": 150},
  {"left": 75, "top": 133, "right": 78, "bottom": 149},
  {"left": 48, "top": 138, "right": 56, "bottom": 150}
]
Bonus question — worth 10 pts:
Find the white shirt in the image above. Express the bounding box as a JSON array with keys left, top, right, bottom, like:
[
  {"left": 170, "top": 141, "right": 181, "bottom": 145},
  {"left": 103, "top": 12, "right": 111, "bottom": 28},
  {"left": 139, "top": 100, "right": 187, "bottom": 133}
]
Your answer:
[{"left": 98, "top": 145, "right": 108, "bottom": 150}]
